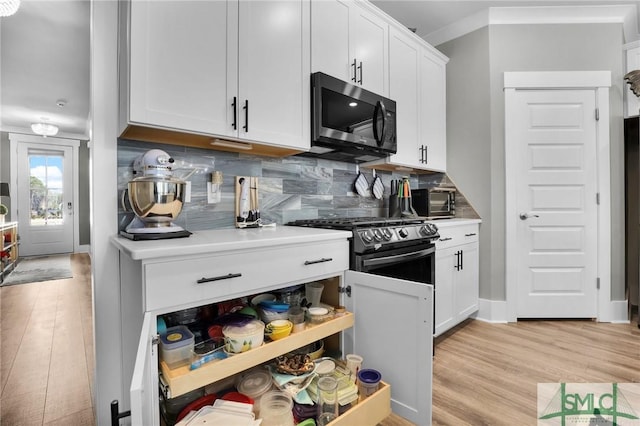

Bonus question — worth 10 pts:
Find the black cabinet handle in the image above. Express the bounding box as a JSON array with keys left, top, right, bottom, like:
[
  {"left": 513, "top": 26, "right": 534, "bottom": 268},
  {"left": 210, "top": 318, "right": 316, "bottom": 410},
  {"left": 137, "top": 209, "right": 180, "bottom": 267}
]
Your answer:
[
  {"left": 460, "top": 250, "right": 464, "bottom": 270},
  {"left": 357, "top": 61, "right": 363, "bottom": 84},
  {"left": 232, "top": 97, "right": 237, "bottom": 130},
  {"left": 304, "top": 257, "right": 333, "bottom": 265},
  {"left": 419, "top": 145, "right": 428, "bottom": 163},
  {"left": 243, "top": 100, "right": 249, "bottom": 132},
  {"left": 197, "top": 273, "right": 242, "bottom": 284},
  {"left": 351, "top": 59, "right": 357, "bottom": 82},
  {"left": 465, "top": 233, "right": 476, "bottom": 237},
  {"left": 439, "top": 237, "right": 452, "bottom": 242},
  {"left": 455, "top": 251, "right": 460, "bottom": 271}
]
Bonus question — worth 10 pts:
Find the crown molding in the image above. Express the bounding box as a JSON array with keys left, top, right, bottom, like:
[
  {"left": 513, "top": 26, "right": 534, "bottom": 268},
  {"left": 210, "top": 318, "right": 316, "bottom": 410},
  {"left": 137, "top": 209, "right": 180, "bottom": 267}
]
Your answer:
[{"left": 426, "top": 5, "right": 638, "bottom": 47}]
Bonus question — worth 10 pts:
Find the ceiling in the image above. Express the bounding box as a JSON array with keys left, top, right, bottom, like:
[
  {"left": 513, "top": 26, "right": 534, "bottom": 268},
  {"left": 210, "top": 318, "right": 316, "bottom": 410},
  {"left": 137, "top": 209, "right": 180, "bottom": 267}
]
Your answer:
[
  {"left": 1, "top": 0, "right": 638, "bottom": 142},
  {"left": 0, "top": 1, "right": 90, "bottom": 140}
]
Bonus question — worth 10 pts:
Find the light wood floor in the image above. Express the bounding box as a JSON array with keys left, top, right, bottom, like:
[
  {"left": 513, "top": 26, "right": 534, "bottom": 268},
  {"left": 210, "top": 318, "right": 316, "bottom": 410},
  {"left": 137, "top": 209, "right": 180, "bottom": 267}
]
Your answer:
[
  {"left": 0, "top": 253, "right": 94, "bottom": 426},
  {"left": 4, "top": 255, "right": 640, "bottom": 426}
]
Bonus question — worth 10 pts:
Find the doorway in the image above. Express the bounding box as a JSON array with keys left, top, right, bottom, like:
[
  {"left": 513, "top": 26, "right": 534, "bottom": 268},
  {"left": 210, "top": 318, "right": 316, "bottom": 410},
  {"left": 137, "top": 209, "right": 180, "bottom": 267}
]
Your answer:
[
  {"left": 504, "top": 71, "right": 612, "bottom": 321},
  {"left": 9, "top": 134, "right": 80, "bottom": 256}
]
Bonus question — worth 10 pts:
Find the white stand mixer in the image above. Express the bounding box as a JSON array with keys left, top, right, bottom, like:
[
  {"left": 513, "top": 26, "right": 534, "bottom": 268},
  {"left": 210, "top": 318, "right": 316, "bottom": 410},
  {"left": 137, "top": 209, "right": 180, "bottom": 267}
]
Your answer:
[{"left": 121, "top": 149, "right": 191, "bottom": 240}]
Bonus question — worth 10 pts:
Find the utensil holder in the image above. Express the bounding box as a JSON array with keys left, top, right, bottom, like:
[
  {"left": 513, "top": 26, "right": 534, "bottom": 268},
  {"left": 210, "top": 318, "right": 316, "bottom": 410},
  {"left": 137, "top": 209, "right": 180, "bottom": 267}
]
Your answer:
[{"left": 389, "top": 196, "right": 401, "bottom": 218}]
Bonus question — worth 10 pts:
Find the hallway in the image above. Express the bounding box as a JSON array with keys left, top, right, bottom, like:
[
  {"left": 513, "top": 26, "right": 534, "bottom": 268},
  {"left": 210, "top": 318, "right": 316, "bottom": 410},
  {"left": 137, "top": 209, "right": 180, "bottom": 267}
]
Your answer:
[{"left": 0, "top": 254, "right": 94, "bottom": 425}]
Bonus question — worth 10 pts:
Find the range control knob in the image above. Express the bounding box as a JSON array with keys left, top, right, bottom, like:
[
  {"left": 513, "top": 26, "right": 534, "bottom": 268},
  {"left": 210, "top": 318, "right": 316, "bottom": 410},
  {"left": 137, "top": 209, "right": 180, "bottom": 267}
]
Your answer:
[
  {"left": 361, "top": 230, "right": 374, "bottom": 243},
  {"left": 381, "top": 228, "right": 393, "bottom": 241},
  {"left": 372, "top": 229, "right": 384, "bottom": 241},
  {"left": 419, "top": 225, "right": 431, "bottom": 236},
  {"left": 398, "top": 227, "right": 409, "bottom": 238}
]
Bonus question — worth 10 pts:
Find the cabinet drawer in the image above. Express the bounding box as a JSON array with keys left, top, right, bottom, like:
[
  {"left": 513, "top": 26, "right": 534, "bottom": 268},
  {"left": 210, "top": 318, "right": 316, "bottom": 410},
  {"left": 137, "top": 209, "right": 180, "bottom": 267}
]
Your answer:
[
  {"left": 435, "top": 223, "right": 479, "bottom": 250},
  {"left": 328, "top": 382, "right": 391, "bottom": 426},
  {"left": 143, "top": 240, "right": 348, "bottom": 311}
]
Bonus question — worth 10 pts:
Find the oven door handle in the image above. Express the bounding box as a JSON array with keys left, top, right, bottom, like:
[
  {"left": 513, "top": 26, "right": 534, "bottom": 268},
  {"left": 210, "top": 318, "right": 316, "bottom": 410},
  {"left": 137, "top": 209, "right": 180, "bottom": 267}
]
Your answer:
[{"left": 362, "top": 246, "right": 435, "bottom": 269}]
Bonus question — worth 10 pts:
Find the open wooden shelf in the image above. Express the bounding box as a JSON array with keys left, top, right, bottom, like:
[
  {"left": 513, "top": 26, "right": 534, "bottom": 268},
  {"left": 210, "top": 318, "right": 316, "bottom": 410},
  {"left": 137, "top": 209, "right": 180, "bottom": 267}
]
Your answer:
[
  {"left": 0, "top": 222, "right": 18, "bottom": 283},
  {"left": 160, "top": 312, "right": 354, "bottom": 398}
]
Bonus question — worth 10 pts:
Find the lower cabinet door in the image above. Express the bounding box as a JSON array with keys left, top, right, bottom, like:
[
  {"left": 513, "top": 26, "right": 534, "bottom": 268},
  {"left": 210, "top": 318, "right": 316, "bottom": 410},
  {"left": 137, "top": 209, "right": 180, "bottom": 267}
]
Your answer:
[
  {"left": 130, "top": 312, "right": 159, "bottom": 426},
  {"left": 343, "top": 270, "right": 433, "bottom": 426}
]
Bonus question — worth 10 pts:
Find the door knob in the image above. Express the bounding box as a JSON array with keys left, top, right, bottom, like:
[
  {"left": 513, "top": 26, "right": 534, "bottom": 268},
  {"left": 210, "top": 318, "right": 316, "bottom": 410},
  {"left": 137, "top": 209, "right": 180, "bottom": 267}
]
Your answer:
[{"left": 519, "top": 212, "right": 539, "bottom": 220}]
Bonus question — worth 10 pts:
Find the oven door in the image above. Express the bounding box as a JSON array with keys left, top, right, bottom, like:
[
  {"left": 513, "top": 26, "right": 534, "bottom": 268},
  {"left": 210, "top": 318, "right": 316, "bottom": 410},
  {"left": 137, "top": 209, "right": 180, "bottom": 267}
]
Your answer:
[{"left": 354, "top": 242, "right": 435, "bottom": 286}]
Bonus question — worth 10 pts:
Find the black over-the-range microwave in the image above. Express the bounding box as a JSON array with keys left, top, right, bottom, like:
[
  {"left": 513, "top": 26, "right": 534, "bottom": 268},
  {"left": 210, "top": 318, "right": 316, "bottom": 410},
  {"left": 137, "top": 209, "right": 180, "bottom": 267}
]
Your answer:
[{"left": 307, "top": 72, "right": 397, "bottom": 163}]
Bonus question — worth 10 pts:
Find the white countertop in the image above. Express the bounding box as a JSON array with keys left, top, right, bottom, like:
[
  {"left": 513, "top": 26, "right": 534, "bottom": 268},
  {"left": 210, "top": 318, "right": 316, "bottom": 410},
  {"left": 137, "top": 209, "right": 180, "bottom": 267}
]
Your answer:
[
  {"left": 427, "top": 217, "right": 482, "bottom": 228},
  {"left": 111, "top": 225, "right": 352, "bottom": 260}
]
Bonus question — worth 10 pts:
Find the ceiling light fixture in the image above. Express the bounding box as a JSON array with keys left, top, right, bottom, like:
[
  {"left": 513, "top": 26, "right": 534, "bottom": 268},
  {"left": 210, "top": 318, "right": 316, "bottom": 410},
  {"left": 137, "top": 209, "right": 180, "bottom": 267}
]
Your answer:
[
  {"left": 0, "top": 0, "right": 20, "bottom": 17},
  {"left": 31, "top": 123, "right": 59, "bottom": 137}
]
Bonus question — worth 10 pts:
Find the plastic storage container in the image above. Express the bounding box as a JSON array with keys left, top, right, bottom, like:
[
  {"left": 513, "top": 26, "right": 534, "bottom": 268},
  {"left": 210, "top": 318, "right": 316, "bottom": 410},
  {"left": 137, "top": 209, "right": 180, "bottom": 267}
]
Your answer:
[
  {"left": 357, "top": 369, "right": 382, "bottom": 398},
  {"left": 236, "top": 369, "right": 274, "bottom": 416},
  {"left": 223, "top": 319, "right": 265, "bottom": 353},
  {"left": 259, "top": 390, "right": 294, "bottom": 426},
  {"left": 160, "top": 325, "right": 195, "bottom": 369}
]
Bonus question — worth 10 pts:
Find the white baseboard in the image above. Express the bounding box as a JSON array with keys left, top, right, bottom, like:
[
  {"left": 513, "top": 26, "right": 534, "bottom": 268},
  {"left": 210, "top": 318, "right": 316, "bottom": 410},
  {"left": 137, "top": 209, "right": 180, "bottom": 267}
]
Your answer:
[
  {"left": 475, "top": 298, "right": 509, "bottom": 323},
  {"left": 607, "top": 299, "right": 630, "bottom": 323},
  {"left": 476, "top": 298, "right": 629, "bottom": 323},
  {"left": 75, "top": 244, "right": 91, "bottom": 254}
]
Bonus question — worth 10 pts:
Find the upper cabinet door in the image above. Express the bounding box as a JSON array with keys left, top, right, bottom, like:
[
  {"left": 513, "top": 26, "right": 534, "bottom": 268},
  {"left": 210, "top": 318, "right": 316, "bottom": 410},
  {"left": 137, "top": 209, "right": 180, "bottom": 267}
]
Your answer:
[
  {"left": 388, "top": 27, "right": 421, "bottom": 167},
  {"left": 420, "top": 48, "right": 447, "bottom": 172},
  {"left": 311, "top": 0, "right": 388, "bottom": 96},
  {"left": 311, "top": 0, "right": 351, "bottom": 81},
  {"left": 129, "top": 0, "right": 236, "bottom": 137},
  {"left": 238, "top": 0, "right": 310, "bottom": 149},
  {"left": 350, "top": 5, "right": 388, "bottom": 96}
]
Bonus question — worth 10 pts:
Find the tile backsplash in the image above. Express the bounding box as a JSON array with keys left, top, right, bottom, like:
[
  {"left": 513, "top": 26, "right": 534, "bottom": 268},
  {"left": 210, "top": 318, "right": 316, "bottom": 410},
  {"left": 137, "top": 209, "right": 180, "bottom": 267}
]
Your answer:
[{"left": 117, "top": 139, "right": 472, "bottom": 232}]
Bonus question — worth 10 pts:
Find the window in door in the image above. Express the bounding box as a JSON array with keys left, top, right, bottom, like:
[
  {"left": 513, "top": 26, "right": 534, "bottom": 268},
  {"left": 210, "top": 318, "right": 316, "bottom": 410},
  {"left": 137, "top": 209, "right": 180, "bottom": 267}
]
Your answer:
[{"left": 28, "top": 153, "right": 65, "bottom": 227}]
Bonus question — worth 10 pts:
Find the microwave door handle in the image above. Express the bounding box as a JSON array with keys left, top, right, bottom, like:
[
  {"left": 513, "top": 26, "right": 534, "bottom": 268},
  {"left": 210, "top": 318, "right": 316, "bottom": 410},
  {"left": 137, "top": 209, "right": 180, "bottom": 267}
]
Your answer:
[
  {"left": 379, "top": 100, "right": 387, "bottom": 143},
  {"left": 362, "top": 246, "right": 435, "bottom": 269},
  {"left": 372, "top": 101, "right": 387, "bottom": 145}
]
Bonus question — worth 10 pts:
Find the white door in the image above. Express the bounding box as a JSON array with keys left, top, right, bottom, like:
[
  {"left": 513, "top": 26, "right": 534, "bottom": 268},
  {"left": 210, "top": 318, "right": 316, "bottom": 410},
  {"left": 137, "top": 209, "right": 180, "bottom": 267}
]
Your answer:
[
  {"left": 17, "top": 142, "right": 75, "bottom": 256},
  {"left": 237, "top": 0, "right": 309, "bottom": 149},
  {"left": 343, "top": 271, "right": 432, "bottom": 426},
  {"left": 510, "top": 89, "right": 599, "bottom": 318}
]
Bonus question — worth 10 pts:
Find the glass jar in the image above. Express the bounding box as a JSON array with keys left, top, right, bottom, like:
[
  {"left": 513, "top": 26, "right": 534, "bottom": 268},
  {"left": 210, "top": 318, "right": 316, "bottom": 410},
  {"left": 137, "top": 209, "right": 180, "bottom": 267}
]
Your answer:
[{"left": 316, "top": 376, "right": 339, "bottom": 425}]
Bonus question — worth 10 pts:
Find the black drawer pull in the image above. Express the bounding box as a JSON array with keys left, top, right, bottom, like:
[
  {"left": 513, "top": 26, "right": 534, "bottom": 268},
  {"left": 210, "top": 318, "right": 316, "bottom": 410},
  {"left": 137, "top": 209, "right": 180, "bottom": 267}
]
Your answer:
[
  {"left": 465, "top": 233, "right": 477, "bottom": 237},
  {"left": 304, "top": 257, "right": 333, "bottom": 265},
  {"left": 439, "top": 237, "right": 452, "bottom": 242},
  {"left": 197, "top": 273, "right": 242, "bottom": 284}
]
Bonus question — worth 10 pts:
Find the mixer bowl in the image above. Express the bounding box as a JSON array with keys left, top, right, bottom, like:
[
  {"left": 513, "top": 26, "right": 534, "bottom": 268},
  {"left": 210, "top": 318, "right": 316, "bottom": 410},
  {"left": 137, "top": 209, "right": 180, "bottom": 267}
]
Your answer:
[{"left": 128, "top": 177, "right": 186, "bottom": 227}]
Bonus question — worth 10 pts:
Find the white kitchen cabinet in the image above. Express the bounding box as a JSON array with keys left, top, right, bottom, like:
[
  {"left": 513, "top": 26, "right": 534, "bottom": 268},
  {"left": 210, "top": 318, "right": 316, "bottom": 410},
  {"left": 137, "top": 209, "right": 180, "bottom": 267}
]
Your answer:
[
  {"left": 311, "top": 0, "right": 389, "bottom": 96},
  {"left": 434, "top": 220, "right": 480, "bottom": 337},
  {"left": 419, "top": 46, "right": 448, "bottom": 172},
  {"left": 343, "top": 271, "right": 433, "bottom": 425},
  {"left": 362, "top": 23, "right": 448, "bottom": 173},
  {"left": 120, "top": 0, "right": 310, "bottom": 156},
  {"left": 113, "top": 227, "right": 407, "bottom": 426}
]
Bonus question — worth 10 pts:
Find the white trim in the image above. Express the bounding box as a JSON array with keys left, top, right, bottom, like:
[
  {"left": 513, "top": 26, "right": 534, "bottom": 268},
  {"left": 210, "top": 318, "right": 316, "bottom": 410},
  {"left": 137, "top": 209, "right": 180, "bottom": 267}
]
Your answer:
[
  {"left": 504, "top": 71, "right": 611, "bottom": 89},
  {"left": 426, "top": 5, "right": 638, "bottom": 46},
  {"left": 8, "top": 133, "right": 82, "bottom": 254},
  {"left": 76, "top": 244, "right": 91, "bottom": 254},
  {"left": 504, "top": 71, "right": 612, "bottom": 323},
  {"left": 608, "top": 300, "right": 630, "bottom": 323},
  {"left": 475, "top": 298, "right": 508, "bottom": 323}
]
